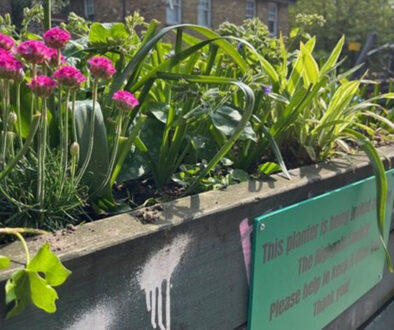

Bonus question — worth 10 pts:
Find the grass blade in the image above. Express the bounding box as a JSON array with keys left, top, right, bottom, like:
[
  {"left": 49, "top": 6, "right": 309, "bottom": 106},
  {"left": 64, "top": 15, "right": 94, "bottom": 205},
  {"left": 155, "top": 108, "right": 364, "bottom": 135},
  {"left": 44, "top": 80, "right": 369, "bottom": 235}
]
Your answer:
[{"left": 344, "top": 128, "right": 393, "bottom": 273}]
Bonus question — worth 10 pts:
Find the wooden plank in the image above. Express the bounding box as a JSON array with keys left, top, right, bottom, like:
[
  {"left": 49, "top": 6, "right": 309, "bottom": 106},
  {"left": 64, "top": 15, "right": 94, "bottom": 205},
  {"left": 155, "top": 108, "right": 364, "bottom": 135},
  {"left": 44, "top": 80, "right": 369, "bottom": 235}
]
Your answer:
[{"left": 0, "top": 146, "right": 392, "bottom": 329}]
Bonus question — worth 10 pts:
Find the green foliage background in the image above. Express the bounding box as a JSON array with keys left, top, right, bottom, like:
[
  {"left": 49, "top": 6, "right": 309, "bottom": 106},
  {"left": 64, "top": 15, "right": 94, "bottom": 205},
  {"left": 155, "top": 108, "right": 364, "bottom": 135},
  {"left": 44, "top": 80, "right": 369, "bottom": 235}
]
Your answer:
[{"left": 289, "top": 0, "right": 394, "bottom": 52}]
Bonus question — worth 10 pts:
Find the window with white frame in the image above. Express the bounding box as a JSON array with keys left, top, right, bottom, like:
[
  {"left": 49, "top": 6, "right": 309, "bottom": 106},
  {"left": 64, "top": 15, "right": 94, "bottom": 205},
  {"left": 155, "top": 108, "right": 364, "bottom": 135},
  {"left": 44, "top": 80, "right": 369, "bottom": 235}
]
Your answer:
[
  {"left": 198, "top": 0, "right": 211, "bottom": 27},
  {"left": 166, "top": 0, "right": 182, "bottom": 24},
  {"left": 84, "top": 0, "right": 95, "bottom": 18},
  {"left": 268, "top": 2, "right": 278, "bottom": 36},
  {"left": 246, "top": 0, "right": 256, "bottom": 18}
]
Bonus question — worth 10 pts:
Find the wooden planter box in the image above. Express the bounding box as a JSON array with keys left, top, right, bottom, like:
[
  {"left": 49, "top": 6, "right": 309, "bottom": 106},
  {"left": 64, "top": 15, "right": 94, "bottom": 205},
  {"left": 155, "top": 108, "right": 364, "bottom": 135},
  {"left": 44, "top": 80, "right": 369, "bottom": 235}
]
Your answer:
[{"left": 1, "top": 145, "right": 394, "bottom": 330}]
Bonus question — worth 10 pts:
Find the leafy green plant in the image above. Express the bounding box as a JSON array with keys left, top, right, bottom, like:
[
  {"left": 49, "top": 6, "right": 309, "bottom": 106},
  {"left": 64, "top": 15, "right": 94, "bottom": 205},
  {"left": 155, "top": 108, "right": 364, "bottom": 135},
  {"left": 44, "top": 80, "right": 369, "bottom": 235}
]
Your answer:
[{"left": 0, "top": 227, "right": 71, "bottom": 318}]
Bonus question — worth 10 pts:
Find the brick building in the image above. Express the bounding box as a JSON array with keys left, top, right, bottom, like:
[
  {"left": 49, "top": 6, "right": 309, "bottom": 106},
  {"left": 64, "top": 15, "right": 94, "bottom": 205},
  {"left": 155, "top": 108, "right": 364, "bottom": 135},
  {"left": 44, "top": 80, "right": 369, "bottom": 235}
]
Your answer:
[
  {"left": 0, "top": 0, "right": 11, "bottom": 15},
  {"left": 70, "top": 0, "right": 294, "bottom": 35}
]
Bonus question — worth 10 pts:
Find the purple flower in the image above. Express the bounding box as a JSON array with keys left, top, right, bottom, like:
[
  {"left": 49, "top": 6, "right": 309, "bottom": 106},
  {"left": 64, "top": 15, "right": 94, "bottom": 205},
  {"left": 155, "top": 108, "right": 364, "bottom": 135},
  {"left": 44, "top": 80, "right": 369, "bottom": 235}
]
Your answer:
[
  {"left": 237, "top": 42, "right": 244, "bottom": 53},
  {"left": 263, "top": 85, "right": 272, "bottom": 95}
]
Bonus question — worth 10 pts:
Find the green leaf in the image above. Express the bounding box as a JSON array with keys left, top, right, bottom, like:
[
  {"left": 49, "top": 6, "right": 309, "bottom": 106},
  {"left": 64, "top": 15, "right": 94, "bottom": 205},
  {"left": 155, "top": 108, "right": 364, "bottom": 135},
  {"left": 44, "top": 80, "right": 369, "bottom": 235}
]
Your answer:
[
  {"left": 321, "top": 36, "right": 345, "bottom": 75},
  {"left": 27, "top": 242, "right": 71, "bottom": 287},
  {"left": 74, "top": 100, "right": 112, "bottom": 200},
  {"left": 110, "top": 115, "right": 147, "bottom": 185},
  {"left": 152, "top": 74, "right": 255, "bottom": 193},
  {"left": 261, "top": 126, "right": 291, "bottom": 179},
  {"left": 258, "top": 55, "right": 279, "bottom": 86},
  {"left": 211, "top": 106, "right": 257, "bottom": 142},
  {"left": 110, "top": 24, "right": 248, "bottom": 97},
  {"left": 109, "top": 23, "right": 128, "bottom": 40},
  {"left": 6, "top": 270, "right": 30, "bottom": 319},
  {"left": 0, "top": 112, "right": 41, "bottom": 181},
  {"left": 300, "top": 42, "right": 319, "bottom": 86},
  {"left": 287, "top": 38, "right": 316, "bottom": 95},
  {"left": 88, "top": 22, "right": 110, "bottom": 44},
  {"left": 6, "top": 242, "right": 71, "bottom": 318},
  {"left": 28, "top": 271, "right": 58, "bottom": 313},
  {"left": 259, "top": 162, "right": 281, "bottom": 175},
  {"left": 343, "top": 129, "right": 393, "bottom": 273},
  {"left": 0, "top": 255, "right": 11, "bottom": 270},
  {"left": 149, "top": 102, "right": 170, "bottom": 124},
  {"left": 290, "top": 27, "right": 300, "bottom": 39},
  {"left": 229, "top": 169, "right": 249, "bottom": 182}
]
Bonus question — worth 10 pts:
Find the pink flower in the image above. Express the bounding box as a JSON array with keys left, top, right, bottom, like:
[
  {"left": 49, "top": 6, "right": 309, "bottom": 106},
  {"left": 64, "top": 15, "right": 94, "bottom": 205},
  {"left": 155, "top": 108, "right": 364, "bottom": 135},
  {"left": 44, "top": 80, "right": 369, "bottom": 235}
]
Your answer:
[
  {"left": 46, "top": 47, "right": 65, "bottom": 67},
  {"left": 0, "top": 48, "right": 9, "bottom": 57},
  {"left": 43, "top": 27, "right": 71, "bottom": 49},
  {"left": 17, "top": 40, "right": 50, "bottom": 64},
  {"left": 88, "top": 56, "right": 116, "bottom": 80},
  {"left": 27, "top": 75, "right": 57, "bottom": 98},
  {"left": 0, "top": 33, "right": 14, "bottom": 51},
  {"left": 0, "top": 52, "right": 24, "bottom": 80},
  {"left": 53, "top": 66, "right": 86, "bottom": 89},
  {"left": 112, "top": 90, "right": 139, "bottom": 111}
]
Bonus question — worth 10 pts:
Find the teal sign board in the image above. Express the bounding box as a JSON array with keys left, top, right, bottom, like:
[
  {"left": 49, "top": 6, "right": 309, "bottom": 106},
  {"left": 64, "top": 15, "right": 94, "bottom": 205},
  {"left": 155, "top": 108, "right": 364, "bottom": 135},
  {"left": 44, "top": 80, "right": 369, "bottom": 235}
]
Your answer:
[{"left": 248, "top": 170, "right": 394, "bottom": 330}]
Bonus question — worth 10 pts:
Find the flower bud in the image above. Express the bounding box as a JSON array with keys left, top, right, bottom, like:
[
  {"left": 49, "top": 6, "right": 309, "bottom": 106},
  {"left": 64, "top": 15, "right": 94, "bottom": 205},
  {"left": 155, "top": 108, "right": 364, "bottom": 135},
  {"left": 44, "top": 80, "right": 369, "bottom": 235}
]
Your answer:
[
  {"left": 8, "top": 112, "right": 17, "bottom": 126},
  {"left": 70, "top": 142, "right": 80, "bottom": 157}
]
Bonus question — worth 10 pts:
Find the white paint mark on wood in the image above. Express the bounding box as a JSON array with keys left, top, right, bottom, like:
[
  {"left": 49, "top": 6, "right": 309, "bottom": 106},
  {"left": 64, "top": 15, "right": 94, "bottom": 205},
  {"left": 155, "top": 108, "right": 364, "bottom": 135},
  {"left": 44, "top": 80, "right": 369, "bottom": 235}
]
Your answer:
[
  {"left": 138, "top": 234, "right": 191, "bottom": 330},
  {"left": 66, "top": 299, "right": 116, "bottom": 330}
]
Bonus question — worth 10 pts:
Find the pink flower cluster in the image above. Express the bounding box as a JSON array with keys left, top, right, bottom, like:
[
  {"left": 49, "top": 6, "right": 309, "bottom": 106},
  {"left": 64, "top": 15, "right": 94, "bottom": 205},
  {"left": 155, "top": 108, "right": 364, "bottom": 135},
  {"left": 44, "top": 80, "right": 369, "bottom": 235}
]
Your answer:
[
  {"left": 53, "top": 66, "right": 86, "bottom": 89},
  {"left": 88, "top": 56, "right": 116, "bottom": 80},
  {"left": 17, "top": 39, "right": 66, "bottom": 67},
  {"left": 112, "top": 90, "right": 139, "bottom": 111},
  {"left": 47, "top": 47, "right": 65, "bottom": 67},
  {"left": 43, "top": 27, "right": 71, "bottom": 49},
  {"left": 0, "top": 49, "right": 24, "bottom": 80},
  {"left": 17, "top": 40, "right": 50, "bottom": 64},
  {"left": 0, "top": 33, "right": 14, "bottom": 51},
  {"left": 27, "top": 75, "right": 57, "bottom": 98}
]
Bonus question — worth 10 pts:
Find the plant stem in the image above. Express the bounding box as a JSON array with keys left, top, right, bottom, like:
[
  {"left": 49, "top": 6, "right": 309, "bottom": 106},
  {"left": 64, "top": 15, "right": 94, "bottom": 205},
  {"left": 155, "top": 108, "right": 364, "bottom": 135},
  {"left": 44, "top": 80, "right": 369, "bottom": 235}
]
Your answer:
[
  {"left": 64, "top": 90, "right": 70, "bottom": 169},
  {"left": 37, "top": 99, "right": 47, "bottom": 213},
  {"left": 58, "top": 88, "right": 63, "bottom": 168},
  {"left": 70, "top": 148, "right": 78, "bottom": 183},
  {"left": 57, "top": 49, "right": 61, "bottom": 67},
  {"left": 0, "top": 228, "right": 48, "bottom": 266},
  {"left": 43, "top": 0, "right": 51, "bottom": 31},
  {"left": 59, "top": 89, "right": 70, "bottom": 194},
  {"left": 8, "top": 132, "right": 15, "bottom": 158},
  {"left": 1, "top": 80, "right": 10, "bottom": 170},
  {"left": 76, "top": 78, "right": 98, "bottom": 184},
  {"left": 14, "top": 232, "right": 31, "bottom": 265},
  {"left": 0, "top": 113, "right": 41, "bottom": 181},
  {"left": 30, "top": 64, "right": 37, "bottom": 124},
  {"left": 71, "top": 90, "right": 77, "bottom": 143},
  {"left": 16, "top": 82, "right": 23, "bottom": 148},
  {"left": 0, "top": 227, "right": 48, "bottom": 236},
  {"left": 92, "top": 111, "right": 123, "bottom": 196}
]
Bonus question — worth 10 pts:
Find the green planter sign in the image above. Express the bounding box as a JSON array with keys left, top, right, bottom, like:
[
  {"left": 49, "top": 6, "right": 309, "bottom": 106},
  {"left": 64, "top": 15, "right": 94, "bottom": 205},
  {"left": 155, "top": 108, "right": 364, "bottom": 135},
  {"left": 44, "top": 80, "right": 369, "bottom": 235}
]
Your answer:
[{"left": 248, "top": 170, "right": 394, "bottom": 330}]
